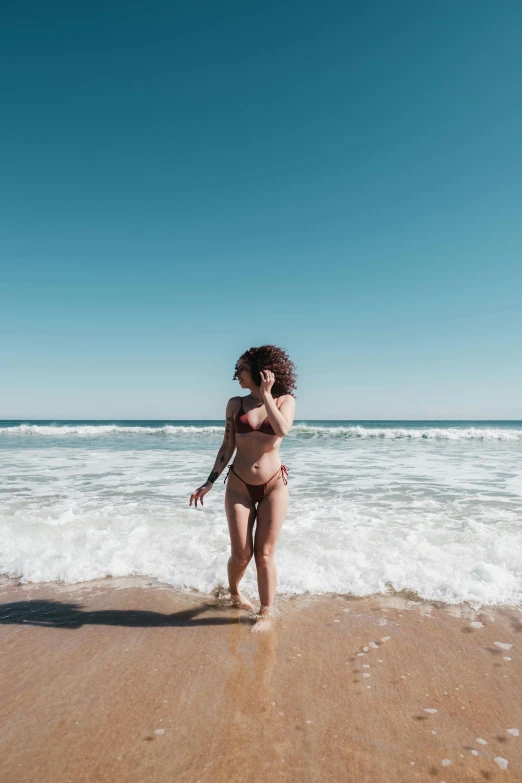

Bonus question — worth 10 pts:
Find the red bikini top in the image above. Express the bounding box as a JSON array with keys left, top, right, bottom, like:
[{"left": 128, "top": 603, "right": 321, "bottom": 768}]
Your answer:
[{"left": 234, "top": 397, "right": 279, "bottom": 435}]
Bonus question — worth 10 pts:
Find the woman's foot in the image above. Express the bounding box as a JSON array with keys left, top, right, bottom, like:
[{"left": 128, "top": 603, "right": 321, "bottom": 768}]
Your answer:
[
  {"left": 250, "top": 606, "right": 274, "bottom": 633},
  {"left": 229, "top": 591, "right": 255, "bottom": 611}
]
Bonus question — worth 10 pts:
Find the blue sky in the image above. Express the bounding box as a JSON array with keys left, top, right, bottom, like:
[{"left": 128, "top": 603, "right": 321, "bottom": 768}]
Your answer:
[{"left": 1, "top": 1, "right": 521, "bottom": 419}]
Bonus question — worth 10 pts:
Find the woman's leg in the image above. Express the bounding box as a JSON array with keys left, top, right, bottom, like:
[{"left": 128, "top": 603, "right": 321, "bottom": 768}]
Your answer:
[
  {"left": 252, "top": 480, "right": 289, "bottom": 630},
  {"left": 225, "top": 478, "right": 257, "bottom": 609}
]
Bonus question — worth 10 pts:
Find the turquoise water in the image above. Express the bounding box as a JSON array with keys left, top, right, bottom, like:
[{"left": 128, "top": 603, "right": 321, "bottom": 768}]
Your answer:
[{"left": 1, "top": 419, "right": 522, "bottom": 448}]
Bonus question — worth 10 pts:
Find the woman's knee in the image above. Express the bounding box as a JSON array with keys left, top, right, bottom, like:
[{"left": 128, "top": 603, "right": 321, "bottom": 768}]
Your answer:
[
  {"left": 230, "top": 549, "right": 253, "bottom": 567},
  {"left": 254, "top": 547, "right": 274, "bottom": 569}
]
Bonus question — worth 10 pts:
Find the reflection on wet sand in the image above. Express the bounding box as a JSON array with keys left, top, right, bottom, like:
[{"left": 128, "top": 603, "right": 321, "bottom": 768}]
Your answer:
[{"left": 209, "top": 618, "right": 282, "bottom": 780}]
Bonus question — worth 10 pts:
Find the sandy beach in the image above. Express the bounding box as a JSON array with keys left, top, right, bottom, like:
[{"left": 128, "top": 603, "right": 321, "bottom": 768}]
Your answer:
[{"left": 0, "top": 577, "right": 520, "bottom": 783}]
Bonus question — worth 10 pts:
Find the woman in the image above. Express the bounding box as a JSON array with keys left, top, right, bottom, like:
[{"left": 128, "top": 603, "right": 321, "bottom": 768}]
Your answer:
[{"left": 189, "top": 345, "right": 297, "bottom": 632}]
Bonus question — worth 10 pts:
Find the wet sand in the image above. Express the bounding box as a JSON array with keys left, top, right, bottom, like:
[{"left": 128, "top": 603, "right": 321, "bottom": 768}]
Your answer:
[{"left": 0, "top": 577, "right": 520, "bottom": 783}]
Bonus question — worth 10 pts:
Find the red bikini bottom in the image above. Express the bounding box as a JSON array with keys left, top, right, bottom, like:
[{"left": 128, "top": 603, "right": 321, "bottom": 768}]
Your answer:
[{"left": 224, "top": 463, "right": 289, "bottom": 504}]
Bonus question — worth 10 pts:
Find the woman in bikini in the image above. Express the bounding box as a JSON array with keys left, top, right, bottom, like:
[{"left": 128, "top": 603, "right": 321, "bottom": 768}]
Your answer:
[{"left": 189, "top": 345, "right": 297, "bottom": 632}]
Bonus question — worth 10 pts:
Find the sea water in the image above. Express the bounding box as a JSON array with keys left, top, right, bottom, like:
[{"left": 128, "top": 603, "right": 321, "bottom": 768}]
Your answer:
[{"left": 1, "top": 420, "right": 521, "bottom": 608}]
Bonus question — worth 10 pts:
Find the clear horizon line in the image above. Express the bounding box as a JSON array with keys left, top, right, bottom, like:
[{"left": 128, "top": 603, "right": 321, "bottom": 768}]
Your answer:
[{"left": 1, "top": 418, "right": 522, "bottom": 424}]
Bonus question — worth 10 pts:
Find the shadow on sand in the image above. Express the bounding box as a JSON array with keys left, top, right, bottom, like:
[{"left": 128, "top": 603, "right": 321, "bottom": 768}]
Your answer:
[{"left": 0, "top": 599, "right": 243, "bottom": 629}]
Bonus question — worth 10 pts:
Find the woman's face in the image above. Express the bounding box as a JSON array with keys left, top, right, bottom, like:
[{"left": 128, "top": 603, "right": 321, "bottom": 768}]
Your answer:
[{"left": 236, "top": 360, "right": 253, "bottom": 387}]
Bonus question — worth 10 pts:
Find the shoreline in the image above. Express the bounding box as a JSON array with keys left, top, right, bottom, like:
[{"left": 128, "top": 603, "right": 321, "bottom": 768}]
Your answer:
[
  {"left": 1, "top": 577, "right": 521, "bottom": 782},
  {"left": 2, "top": 574, "right": 521, "bottom": 612}
]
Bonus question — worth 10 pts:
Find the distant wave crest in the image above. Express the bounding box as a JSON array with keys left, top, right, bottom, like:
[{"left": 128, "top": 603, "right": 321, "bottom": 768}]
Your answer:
[
  {"left": 0, "top": 424, "right": 224, "bottom": 436},
  {"left": 1, "top": 423, "right": 521, "bottom": 441},
  {"left": 291, "top": 424, "right": 522, "bottom": 441}
]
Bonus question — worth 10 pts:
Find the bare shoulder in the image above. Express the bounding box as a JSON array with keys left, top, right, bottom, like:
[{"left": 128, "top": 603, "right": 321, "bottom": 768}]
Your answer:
[
  {"left": 278, "top": 394, "right": 295, "bottom": 407},
  {"left": 226, "top": 396, "right": 241, "bottom": 415}
]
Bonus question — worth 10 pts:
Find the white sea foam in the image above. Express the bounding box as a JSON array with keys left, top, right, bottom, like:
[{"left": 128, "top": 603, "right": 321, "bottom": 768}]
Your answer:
[{"left": 1, "top": 425, "right": 521, "bottom": 606}]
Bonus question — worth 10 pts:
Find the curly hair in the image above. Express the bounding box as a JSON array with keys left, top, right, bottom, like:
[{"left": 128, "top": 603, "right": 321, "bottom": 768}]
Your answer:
[{"left": 233, "top": 345, "right": 297, "bottom": 397}]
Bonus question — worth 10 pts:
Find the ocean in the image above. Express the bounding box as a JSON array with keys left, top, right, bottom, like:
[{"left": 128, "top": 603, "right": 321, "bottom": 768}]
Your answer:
[{"left": 1, "top": 420, "right": 521, "bottom": 609}]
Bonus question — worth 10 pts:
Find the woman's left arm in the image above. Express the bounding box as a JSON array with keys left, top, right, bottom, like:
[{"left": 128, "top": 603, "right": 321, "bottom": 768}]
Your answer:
[{"left": 261, "top": 370, "right": 296, "bottom": 437}]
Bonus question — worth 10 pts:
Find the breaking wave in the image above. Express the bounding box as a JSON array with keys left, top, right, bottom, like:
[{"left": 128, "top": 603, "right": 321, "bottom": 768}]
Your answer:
[{"left": 1, "top": 423, "right": 521, "bottom": 441}]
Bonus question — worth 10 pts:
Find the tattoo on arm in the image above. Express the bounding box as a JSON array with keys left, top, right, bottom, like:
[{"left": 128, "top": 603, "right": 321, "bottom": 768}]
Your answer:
[
  {"left": 224, "top": 415, "right": 232, "bottom": 445},
  {"left": 207, "top": 413, "right": 234, "bottom": 483}
]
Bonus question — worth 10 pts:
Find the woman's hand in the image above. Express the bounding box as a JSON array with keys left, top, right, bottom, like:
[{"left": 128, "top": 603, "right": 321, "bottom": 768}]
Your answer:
[
  {"left": 260, "top": 369, "right": 275, "bottom": 398},
  {"left": 189, "top": 482, "right": 212, "bottom": 508}
]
